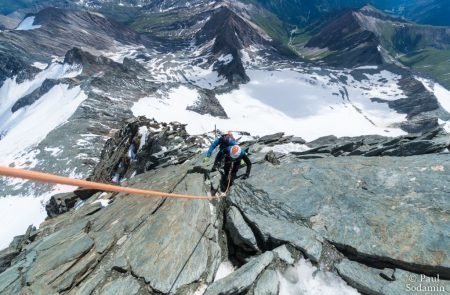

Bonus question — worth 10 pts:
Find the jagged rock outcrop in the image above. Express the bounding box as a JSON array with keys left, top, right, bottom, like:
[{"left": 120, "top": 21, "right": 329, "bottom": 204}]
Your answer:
[
  {"left": 11, "top": 79, "right": 58, "bottom": 112},
  {"left": 1, "top": 120, "right": 449, "bottom": 294},
  {"left": 186, "top": 89, "right": 228, "bottom": 118},
  {"left": 295, "top": 127, "right": 450, "bottom": 158},
  {"left": 0, "top": 225, "right": 36, "bottom": 273}
]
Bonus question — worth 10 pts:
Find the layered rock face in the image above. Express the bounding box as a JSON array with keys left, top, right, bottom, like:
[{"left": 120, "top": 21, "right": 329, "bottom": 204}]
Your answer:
[{"left": 1, "top": 119, "right": 449, "bottom": 294}]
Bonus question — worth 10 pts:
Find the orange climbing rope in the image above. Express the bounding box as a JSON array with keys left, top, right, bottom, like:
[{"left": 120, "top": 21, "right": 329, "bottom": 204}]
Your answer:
[{"left": 0, "top": 165, "right": 225, "bottom": 200}]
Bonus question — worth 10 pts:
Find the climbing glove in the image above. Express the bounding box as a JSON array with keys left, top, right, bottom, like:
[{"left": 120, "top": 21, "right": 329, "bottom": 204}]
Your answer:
[{"left": 203, "top": 157, "right": 210, "bottom": 164}]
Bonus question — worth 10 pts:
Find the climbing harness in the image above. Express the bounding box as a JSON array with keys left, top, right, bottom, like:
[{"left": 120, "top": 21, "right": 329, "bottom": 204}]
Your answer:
[{"left": 0, "top": 165, "right": 225, "bottom": 200}]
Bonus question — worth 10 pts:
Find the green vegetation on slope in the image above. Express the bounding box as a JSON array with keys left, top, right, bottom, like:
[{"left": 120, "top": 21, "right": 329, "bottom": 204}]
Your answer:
[
  {"left": 399, "top": 48, "right": 450, "bottom": 88},
  {"left": 98, "top": 5, "right": 142, "bottom": 25}
]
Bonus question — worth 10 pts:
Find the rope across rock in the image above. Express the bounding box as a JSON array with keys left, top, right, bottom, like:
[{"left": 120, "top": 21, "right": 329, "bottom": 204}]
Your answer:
[{"left": 0, "top": 165, "right": 226, "bottom": 200}]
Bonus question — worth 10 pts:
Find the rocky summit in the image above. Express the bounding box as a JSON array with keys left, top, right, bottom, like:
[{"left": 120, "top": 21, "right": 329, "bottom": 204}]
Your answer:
[{"left": 0, "top": 118, "right": 449, "bottom": 294}]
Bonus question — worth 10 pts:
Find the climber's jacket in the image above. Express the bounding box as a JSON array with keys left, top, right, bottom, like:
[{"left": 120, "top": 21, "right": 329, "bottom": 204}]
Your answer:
[{"left": 207, "top": 134, "right": 237, "bottom": 157}]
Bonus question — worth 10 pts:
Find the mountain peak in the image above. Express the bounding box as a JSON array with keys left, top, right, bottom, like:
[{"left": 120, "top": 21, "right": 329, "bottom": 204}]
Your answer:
[
  {"left": 194, "top": 5, "right": 273, "bottom": 84},
  {"left": 196, "top": 6, "right": 269, "bottom": 54},
  {"left": 304, "top": 10, "right": 382, "bottom": 67},
  {"left": 356, "top": 3, "right": 407, "bottom": 23},
  {"left": 360, "top": 3, "right": 378, "bottom": 12}
]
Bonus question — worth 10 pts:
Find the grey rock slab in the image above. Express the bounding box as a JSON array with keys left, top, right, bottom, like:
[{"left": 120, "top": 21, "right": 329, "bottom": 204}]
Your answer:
[
  {"left": 251, "top": 213, "right": 322, "bottom": 262},
  {"left": 118, "top": 172, "right": 221, "bottom": 294},
  {"left": 229, "top": 176, "right": 322, "bottom": 262},
  {"left": 19, "top": 283, "right": 58, "bottom": 295},
  {"left": 0, "top": 247, "right": 19, "bottom": 273},
  {"left": 2, "top": 280, "right": 22, "bottom": 295},
  {"left": 52, "top": 250, "right": 98, "bottom": 292},
  {"left": 99, "top": 276, "right": 141, "bottom": 295},
  {"left": 90, "top": 162, "right": 192, "bottom": 235},
  {"left": 336, "top": 259, "right": 386, "bottom": 295},
  {"left": 205, "top": 251, "right": 274, "bottom": 295},
  {"left": 307, "top": 135, "right": 338, "bottom": 147},
  {"left": 0, "top": 265, "right": 21, "bottom": 293},
  {"left": 381, "top": 140, "right": 448, "bottom": 156},
  {"left": 254, "top": 269, "right": 280, "bottom": 295},
  {"left": 381, "top": 269, "right": 450, "bottom": 295},
  {"left": 290, "top": 137, "right": 306, "bottom": 144},
  {"left": 34, "top": 220, "right": 90, "bottom": 253},
  {"left": 258, "top": 133, "right": 285, "bottom": 144},
  {"left": 70, "top": 269, "right": 107, "bottom": 295},
  {"left": 265, "top": 150, "right": 281, "bottom": 165},
  {"left": 225, "top": 206, "right": 259, "bottom": 252},
  {"left": 273, "top": 245, "right": 295, "bottom": 265},
  {"left": 229, "top": 155, "right": 450, "bottom": 277},
  {"left": 337, "top": 259, "right": 450, "bottom": 295},
  {"left": 26, "top": 233, "right": 94, "bottom": 284},
  {"left": 94, "top": 231, "right": 115, "bottom": 254},
  {"left": 112, "top": 256, "right": 129, "bottom": 272}
]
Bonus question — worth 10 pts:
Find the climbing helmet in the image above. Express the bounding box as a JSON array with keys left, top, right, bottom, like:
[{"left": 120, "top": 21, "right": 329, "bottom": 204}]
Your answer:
[{"left": 230, "top": 145, "right": 241, "bottom": 160}]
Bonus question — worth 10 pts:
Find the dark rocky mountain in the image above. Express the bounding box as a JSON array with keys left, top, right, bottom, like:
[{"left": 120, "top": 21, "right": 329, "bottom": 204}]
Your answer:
[
  {"left": 194, "top": 6, "right": 272, "bottom": 83},
  {"left": 289, "top": 5, "right": 450, "bottom": 88},
  {"left": 303, "top": 9, "right": 383, "bottom": 67}
]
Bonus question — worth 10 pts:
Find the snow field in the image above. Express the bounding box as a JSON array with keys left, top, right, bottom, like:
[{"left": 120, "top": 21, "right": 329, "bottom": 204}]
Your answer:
[
  {"left": 0, "top": 62, "right": 86, "bottom": 249},
  {"left": 0, "top": 184, "right": 75, "bottom": 250},
  {"left": 15, "top": 16, "right": 42, "bottom": 31},
  {"left": 0, "top": 84, "right": 88, "bottom": 164},
  {"left": 132, "top": 69, "right": 408, "bottom": 141}
]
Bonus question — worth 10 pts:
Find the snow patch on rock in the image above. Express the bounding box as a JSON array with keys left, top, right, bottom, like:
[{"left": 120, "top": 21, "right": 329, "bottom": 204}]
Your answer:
[
  {"left": 0, "top": 184, "right": 75, "bottom": 250},
  {"left": 261, "top": 143, "right": 310, "bottom": 154},
  {"left": 417, "top": 77, "right": 450, "bottom": 113},
  {"left": 32, "top": 62, "right": 48, "bottom": 70},
  {"left": 279, "top": 258, "right": 360, "bottom": 295},
  {"left": 15, "top": 16, "right": 42, "bottom": 31},
  {"left": 214, "top": 261, "right": 235, "bottom": 282}
]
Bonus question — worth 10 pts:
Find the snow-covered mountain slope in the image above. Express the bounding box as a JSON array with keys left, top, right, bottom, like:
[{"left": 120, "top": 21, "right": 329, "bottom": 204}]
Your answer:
[{"left": 0, "top": 7, "right": 141, "bottom": 63}]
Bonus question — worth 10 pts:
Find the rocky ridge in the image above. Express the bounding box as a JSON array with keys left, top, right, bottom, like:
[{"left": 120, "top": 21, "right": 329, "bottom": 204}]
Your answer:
[{"left": 1, "top": 118, "right": 449, "bottom": 294}]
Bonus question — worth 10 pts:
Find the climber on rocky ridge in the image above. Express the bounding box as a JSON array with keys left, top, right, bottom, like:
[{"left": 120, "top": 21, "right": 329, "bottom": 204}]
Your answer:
[{"left": 204, "top": 131, "right": 237, "bottom": 170}]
